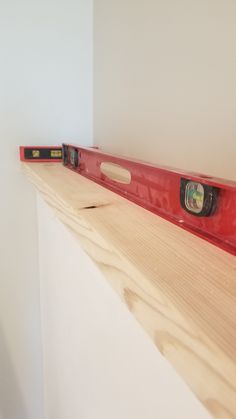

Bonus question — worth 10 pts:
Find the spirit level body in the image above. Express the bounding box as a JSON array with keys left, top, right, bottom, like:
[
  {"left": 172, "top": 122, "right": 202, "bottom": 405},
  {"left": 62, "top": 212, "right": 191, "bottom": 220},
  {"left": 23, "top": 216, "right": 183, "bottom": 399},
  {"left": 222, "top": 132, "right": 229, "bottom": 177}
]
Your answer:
[
  {"left": 63, "top": 144, "right": 236, "bottom": 256},
  {"left": 20, "top": 146, "right": 62, "bottom": 162}
]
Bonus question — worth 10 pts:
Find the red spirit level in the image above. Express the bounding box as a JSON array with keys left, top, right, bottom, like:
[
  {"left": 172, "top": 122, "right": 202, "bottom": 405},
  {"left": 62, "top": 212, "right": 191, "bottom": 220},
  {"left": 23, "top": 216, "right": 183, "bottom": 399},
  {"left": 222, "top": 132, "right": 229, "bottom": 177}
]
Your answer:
[
  {"left": 19, "top": 146, "right": 62, "bottom": 162},
  {"left": 62, "top": 143, "right": 236, "bottom": 256}
]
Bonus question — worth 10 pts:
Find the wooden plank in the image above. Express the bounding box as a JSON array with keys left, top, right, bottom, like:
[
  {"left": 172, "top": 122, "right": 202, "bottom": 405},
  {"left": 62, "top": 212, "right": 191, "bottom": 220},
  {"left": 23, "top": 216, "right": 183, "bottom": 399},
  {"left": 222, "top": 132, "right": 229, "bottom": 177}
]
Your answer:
[{"left": 22, "top": 162, "right": 236, "bottom": 419}]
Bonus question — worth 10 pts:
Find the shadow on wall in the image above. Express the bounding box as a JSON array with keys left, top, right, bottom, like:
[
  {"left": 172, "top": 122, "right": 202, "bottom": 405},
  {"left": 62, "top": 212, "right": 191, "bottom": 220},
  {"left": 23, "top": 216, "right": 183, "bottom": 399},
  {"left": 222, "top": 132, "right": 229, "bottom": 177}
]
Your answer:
[{"left": 0, "top": 324, "right": 29, "bottom": 419}]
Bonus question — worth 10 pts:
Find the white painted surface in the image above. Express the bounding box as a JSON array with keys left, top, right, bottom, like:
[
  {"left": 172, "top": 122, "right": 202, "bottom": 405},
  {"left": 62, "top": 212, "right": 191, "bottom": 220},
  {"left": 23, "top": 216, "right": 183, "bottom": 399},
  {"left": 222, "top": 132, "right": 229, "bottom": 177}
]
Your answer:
[
  {"left": 0, "top": 0, "right": 93, "bottom": 170},
  {"left": 0, "top": 1, "right": 92, "bottom": 418},
  {"left": 37, "top": 194, "right": 210, "bottom": 419},
  {"left": 0, "top": 168, "right": 42, "bottom": 419},
  {"left": 94, "top": 0, "right": 236, "bottom": 181}
]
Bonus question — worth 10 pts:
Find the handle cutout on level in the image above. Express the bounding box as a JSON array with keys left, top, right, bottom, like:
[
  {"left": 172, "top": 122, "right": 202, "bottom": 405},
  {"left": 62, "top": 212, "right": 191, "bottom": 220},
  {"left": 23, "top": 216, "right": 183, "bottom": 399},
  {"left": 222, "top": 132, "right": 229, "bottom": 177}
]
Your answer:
[{"left": 100, "top": 162, "right": 131, "bottom": 184}]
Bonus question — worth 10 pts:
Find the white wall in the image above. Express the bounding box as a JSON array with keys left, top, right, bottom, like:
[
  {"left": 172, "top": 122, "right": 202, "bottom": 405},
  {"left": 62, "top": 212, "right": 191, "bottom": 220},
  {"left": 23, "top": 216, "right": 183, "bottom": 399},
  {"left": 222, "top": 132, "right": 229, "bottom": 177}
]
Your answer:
[
  {"left": 94, "top": 0, "right": 236, "bottom": 181},
  {"left": 0, "top": 1, "right": 92, "bottom": 418},
  {"left": 37, "top": 195, "right": 210, "bottom": 419},
  {"left": 0, "top": 0, "right": 93, "bottom": 169},
  {"left": 0, "top": 171, "right": 42, "bottom": 419}
]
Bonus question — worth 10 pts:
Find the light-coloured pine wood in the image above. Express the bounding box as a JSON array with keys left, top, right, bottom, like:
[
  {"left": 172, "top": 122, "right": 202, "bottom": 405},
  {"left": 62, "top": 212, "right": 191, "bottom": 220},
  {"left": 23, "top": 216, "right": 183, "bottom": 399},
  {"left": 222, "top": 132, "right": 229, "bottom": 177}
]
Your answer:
[{"left": 23, "top": 162, "right": 236, "bottom": 419}]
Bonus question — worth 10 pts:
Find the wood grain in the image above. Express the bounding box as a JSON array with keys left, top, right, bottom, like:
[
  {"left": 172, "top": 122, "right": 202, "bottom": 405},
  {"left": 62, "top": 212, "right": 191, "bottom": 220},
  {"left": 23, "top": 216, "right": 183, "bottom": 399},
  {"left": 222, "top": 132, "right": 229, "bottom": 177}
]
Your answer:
[{"left": 22, "top": 162, "right": 236, "bottom": 419}]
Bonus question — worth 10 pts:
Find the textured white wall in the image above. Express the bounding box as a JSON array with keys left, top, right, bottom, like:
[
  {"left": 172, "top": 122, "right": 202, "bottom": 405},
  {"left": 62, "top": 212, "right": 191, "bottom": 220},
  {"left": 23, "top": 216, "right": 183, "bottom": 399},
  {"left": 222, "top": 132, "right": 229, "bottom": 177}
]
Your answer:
[
  {"left": 94, "top": 0, "right": 236, "bottom": 181},
  {"left": 37, "top": 195, "right": 210, "bottom": 419},
  {"left": 0, "top": 1, "right": 92, "bottom": 418}
]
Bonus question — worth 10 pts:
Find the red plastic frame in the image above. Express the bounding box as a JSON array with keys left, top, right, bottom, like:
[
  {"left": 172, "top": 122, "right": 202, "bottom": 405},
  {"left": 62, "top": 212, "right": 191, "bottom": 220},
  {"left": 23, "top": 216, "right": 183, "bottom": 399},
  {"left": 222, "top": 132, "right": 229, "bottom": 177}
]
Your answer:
[{"left": 64, "top": 144, "right": 236, "bottom": 256}]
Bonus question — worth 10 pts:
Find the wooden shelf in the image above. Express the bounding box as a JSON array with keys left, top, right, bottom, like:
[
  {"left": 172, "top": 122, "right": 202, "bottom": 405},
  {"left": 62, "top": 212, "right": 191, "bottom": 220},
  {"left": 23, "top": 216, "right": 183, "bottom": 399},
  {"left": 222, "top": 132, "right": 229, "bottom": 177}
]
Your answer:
[{"left": 23, "top": 162, "right": 236, "bottom": 419}]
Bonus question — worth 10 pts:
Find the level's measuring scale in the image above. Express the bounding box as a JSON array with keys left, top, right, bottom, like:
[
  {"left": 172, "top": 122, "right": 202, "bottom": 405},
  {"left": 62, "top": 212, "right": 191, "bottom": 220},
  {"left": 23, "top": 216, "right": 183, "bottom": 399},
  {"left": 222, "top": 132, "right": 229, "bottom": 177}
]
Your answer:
[{"left": 20, "top": 144, "right": 236, "bottom": 256}]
